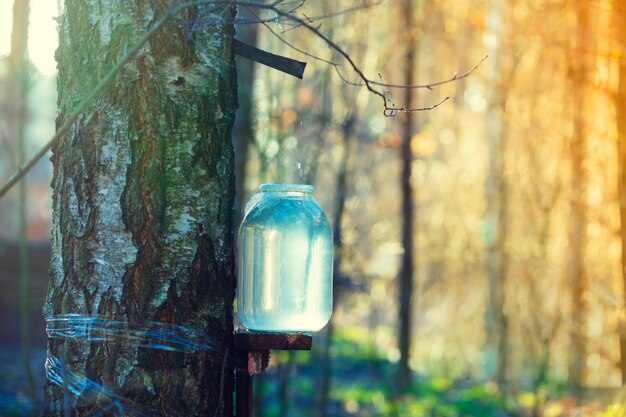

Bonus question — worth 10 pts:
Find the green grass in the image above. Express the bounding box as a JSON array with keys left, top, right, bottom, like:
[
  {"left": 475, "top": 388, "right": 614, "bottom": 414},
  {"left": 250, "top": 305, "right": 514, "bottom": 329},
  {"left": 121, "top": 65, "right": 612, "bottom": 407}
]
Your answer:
[{"left": 254, "top": 328, "right": 623, "bottom": 417}]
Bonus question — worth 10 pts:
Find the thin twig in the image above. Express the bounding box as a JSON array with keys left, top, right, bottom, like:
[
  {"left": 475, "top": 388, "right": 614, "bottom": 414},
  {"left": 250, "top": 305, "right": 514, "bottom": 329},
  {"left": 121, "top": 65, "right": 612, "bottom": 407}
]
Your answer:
[
  {"left": 283, "top": 0, "right": 307, "bottom": 17},
  {"left": 383, "top": 96, "right": 450, "bottom": 116},
  {"left": 245, "top": 6, "right": 338, "bottom": 66},
  {"left": 229, "top": 0, "right": 483, "bottom": 114},
  {"left": 268, "top": 0, "right": 381, "bottom": 31},
  {"left": 304, "top": 1, "right": 383, "bottom": 22},
  {"left": 369, "top": 54, "right": 489, "bottom": 89},
  {"left": 332, "top": 64, "right": 365, "bottom": 87},
  {"left": 0, "top": 0, "right": 484, "bottom": 197},
  {"left": 190, "top": 0, "right": 487, "bottom": 98}
]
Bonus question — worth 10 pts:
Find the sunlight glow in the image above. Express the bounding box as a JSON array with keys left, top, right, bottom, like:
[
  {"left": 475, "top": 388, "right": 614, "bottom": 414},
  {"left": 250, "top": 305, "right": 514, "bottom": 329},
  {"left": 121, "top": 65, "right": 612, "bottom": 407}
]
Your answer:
[
  {"left": 28, "top": 1, "right": 60, "bottom": 75},
  {"left": 0, "top": 0, "right": 60, "bottom": 75}
]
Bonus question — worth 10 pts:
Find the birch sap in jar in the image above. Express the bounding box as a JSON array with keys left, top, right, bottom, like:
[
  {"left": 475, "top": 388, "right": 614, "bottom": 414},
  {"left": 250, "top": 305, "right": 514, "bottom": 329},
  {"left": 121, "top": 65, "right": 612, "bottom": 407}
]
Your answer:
[{"left": 237, "top": 184, "right": 333, "bottom": 332}]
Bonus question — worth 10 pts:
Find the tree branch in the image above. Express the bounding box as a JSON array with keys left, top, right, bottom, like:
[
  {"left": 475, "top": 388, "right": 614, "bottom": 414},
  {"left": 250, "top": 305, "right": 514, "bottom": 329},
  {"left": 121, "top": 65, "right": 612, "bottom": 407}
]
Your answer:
[
  {"left": 243, "top": 5, "right": 338, "bottom": 66},
  {"left": 225, "top": 1, "right": 487, "bottom": 114},
  {"left": 0, "top": 0, "right": 484, "bottom": 197},
  {"left": 370, "top": 54, "right": 489, "bottom": 90}
]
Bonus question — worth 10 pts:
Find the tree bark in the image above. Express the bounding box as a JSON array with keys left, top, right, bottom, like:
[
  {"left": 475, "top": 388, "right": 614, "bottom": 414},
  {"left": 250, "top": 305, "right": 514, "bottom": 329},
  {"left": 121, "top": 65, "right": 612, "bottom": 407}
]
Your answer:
[{"left": 44, "top": 2, "right": 238, "bottom": 416}]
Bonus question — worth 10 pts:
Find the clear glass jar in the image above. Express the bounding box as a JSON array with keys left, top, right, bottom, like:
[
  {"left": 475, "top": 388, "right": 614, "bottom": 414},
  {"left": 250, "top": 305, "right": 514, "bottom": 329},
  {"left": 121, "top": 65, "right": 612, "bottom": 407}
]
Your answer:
[{"left": 237, "top": 184, "right": 333, "bottom": 332}]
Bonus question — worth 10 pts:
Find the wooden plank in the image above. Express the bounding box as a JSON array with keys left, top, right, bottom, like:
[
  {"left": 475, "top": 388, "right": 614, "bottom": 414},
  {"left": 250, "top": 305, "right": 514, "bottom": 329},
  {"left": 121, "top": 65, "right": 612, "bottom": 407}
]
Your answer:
[
  {"left": 246, "top": 351, "right": 270, "bottom": 375},
  {"left": 235, "top": 368, "right": 253, "bottom": 417},
  {"left": 234, "top": 331, "right": 313, "bottom": 351}
]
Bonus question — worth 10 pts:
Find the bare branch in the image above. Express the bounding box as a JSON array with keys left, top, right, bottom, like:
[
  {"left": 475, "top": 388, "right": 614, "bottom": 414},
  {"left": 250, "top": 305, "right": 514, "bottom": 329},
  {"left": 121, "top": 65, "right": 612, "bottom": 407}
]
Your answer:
[
  {"left": 244, "top": 6, "right": 338, "bottom": 66},
  {"left": 304, "top": 1, "right": 383, "bottom": 22},
  {"left": 0, "top": 0, "right": 483, "bottom": 197},
  {"left": 181, "top": 1, "right": 487, "bottom": 113},
  {"left": 332, "top": 64, "right": 364, "bottom": 87},
  {"left": 369, "top": 54, "right": 489, "bottom": 90},
  {"left": 227, "top": 0, "right": 480, "bottom": 114},
  {"left": 384, "top": 96, "right": 450, "bottom": 116},
  {"left": 282, "top": 0, "right": 306, "bottom": 16}
]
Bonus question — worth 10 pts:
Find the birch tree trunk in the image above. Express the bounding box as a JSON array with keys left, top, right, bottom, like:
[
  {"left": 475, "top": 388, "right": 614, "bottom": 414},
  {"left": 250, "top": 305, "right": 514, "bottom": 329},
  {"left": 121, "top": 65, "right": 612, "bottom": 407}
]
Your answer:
[{"left": 43, "top": 2, "right": 238, "bottom": 416}]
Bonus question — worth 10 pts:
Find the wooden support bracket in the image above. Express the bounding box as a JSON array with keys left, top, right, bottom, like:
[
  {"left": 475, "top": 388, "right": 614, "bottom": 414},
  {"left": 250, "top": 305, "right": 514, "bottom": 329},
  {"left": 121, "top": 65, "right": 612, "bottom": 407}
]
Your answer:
[
  {"left": 234, "top": 331, "right": 313, "bottom": 352},
  {"left": 233, "top": 331, "right": 313, "bottom": 417},
  {"left": 244, "top": 350, "right": 270, "bottom": 375}
]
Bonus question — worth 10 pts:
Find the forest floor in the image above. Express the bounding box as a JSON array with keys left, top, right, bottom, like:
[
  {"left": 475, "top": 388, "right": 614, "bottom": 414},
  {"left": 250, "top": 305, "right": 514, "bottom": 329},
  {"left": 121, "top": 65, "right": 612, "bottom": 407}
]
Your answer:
[
  {"left": 256, "top": 331, "right": 626, "bottom": 417},
  {"left": 0, "top": 344, "right": 46, "bottom": 415},
  {"left": 1, "top": 243, "right": 625, "bottom": 416},
  {"left": 0, "top": 241, "right": 49, "bottom": 416}
]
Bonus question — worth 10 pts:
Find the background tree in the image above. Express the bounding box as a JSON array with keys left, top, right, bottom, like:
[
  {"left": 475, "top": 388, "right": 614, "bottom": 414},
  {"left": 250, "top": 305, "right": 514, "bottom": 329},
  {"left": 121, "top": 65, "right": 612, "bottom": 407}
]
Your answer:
[
  {"left": 233, "top": 6, "right": 259, "bottom": 228},
  {"left": 6, "top": 0, "right": 626, "bottom": 415},
  {"left": 43, "top": 1, "right": 238, "bottom": 415},
  {"left": 7, "top": 0, "right": 35, "bottom": 400},
  {"left": 397, "top": 0, "right": 419, "bottom": 391},
  {"left": 614, "top": 0, "right": 626, "bottom": 385},
  {"left": 482, "top": 0, "right": 508, "bottom": 388},
  {"left": 567, "top": 0, "right": 592, "bottom": 389}
]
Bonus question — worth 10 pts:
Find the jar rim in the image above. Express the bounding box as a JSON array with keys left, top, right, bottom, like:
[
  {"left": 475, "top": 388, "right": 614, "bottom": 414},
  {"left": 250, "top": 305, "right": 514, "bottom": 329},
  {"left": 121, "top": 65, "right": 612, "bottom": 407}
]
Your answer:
[{"left": 260, "top": 183, "right": 314, "bottom": 194}]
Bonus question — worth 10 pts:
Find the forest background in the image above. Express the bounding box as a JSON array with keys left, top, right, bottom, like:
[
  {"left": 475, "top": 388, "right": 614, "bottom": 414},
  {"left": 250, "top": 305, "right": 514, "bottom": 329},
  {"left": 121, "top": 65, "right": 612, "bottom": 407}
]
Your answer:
[{"left": 1, "top": 0, "right": 626, "bottom": 416}]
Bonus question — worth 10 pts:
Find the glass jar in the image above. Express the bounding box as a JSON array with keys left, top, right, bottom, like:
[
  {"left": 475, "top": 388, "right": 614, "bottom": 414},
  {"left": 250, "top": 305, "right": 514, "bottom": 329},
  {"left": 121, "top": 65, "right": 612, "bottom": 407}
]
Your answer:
[{"left": 237, "top": 184, "right": 333, "bottom": 332}]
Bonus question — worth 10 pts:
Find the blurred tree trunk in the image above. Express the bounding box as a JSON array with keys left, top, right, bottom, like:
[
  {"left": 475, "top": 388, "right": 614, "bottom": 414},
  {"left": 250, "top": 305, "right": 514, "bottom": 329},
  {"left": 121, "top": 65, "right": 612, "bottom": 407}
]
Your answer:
[
  {"left": 9, "top": 0, "right": 35, "bottom": 398},
  {"left": 567, "top": 0, "right": 591, "bottom": 389},
  {"left": 303, "top": 67, "right": 332, "bottom": 185},
  {"left": 317, "top": 115, "right": 355, "bottom": 417},
  {"left": 397, "top": 0, "right": 418, "bottom": 391},
  {"left": 233, "top": 11, "right": 258, "bottom": 227},
  {"left": 6, "top": 0, "right": 29, "bottom": 173},
  {"left": 44, "top": 2, "right": 238, "bottom": 416},
  {"left": 484, "top": 0, "right": 509, "bottom": 387},
  {"left": 253, "top": 377, "right": 265, "bottom": 417},
  {"left": 614, "top": 1, "right": 626, "bottom": 386},
  {"left": 277, "top": 351, "right": 295, "bottom": 417}
]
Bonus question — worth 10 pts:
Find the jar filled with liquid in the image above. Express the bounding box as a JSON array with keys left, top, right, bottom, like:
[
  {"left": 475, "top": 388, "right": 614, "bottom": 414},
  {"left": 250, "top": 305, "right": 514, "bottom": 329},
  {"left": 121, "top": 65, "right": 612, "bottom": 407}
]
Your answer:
[{"left": 237, "top": 184, "right": 333, "bottom": 332}]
